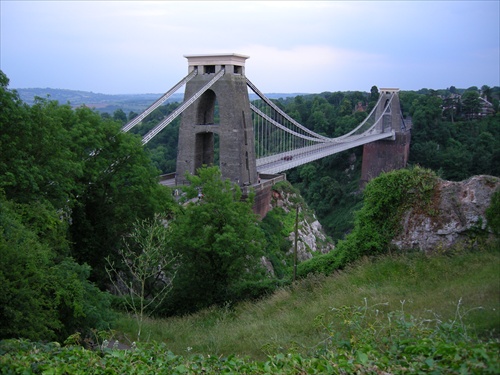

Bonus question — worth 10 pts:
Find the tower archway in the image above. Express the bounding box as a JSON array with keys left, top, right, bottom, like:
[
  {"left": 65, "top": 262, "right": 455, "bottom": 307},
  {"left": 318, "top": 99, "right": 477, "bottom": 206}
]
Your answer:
[
  {"left": 196, "top": 89, "right": 217, "bottom": 125},
  {"left": 176, "top": 54, "right": 257, "bottom": 186}
]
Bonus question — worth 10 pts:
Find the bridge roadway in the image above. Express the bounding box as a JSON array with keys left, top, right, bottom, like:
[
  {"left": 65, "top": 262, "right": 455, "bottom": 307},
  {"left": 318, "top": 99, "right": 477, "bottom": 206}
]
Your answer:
[
  {"left": 256, "top": 130, "right": 395, "bottom": 174},
  {"left": 158, "top": 130, "right": 395, "bottom": 186}
]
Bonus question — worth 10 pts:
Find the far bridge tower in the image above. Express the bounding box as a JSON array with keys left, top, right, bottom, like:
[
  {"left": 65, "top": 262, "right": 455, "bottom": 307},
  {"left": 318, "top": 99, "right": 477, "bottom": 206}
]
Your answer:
[
  {"left": 175, "top": 54, "right": 258, "bottom": 186},
  {"left": 360, "top": 88, "right": 411, "bottom": 187}
]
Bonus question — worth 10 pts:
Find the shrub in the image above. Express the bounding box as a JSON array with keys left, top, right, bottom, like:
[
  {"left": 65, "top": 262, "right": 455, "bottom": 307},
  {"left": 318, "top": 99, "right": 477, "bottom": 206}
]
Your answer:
[
  {"left": 1, "top": 298, "right": 498, "bottom": 374},
  {"left": 0, "top": 194, "right": 114, "bottom": 342},
  {"left": 297, "top": 167, "right": 438, "bottom": 276},
  {"left": 486, "top": 190, "right": 500, "bottom": 236}
]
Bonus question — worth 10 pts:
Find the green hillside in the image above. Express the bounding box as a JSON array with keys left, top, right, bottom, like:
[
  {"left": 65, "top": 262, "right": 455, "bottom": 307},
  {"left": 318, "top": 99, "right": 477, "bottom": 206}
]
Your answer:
[
  {"left": 2, "top": 248, "right": 499, "bottom": 373},
  {"left": 114, "top": 247, "right": 500, "bottom": 359},
  {"left": 2, "top": 71, "right": 500, "bottom": 373}
]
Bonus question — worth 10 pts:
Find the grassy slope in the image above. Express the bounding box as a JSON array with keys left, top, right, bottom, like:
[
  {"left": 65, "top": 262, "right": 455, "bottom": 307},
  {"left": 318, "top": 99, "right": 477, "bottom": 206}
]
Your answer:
[{"left": 115, "top": 246, "right": 500, "bottom": 360}]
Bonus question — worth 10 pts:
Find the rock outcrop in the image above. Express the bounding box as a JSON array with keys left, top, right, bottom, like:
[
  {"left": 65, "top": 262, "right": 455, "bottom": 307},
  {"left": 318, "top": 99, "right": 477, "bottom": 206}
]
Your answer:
[
  {"left": 392, "top": 175, "right": 499, "bottom": 253},
  {"left": 270, "top": 187, "right": 334, "bottom": 261}
]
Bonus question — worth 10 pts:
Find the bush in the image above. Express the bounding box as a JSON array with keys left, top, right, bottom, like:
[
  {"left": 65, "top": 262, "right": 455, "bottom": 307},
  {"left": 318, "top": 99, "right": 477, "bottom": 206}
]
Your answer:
[
  {"left": 2, "top": 297, "right": 499, "bottom": 374},
  {"left": 296, "top": 251, "right": 340, "bottom": 278},
  {"left": 297, "top": 167, "right": 438, "bottom": 276},
  {"left": 227, "top": 279, "right": 289, "bottom": 303},
  {"left": 0, "top": 194, "right": 114, "bottom": 342},
  {"left": 486, "top": 190, "right": 500, "bottom": 236}
]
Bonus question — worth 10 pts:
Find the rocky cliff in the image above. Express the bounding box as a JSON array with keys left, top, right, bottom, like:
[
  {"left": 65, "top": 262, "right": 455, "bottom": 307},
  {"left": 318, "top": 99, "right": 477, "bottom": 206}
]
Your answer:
[
  {"left": 269, "top": 185, "right": 335, "bottom": 261},
  {"left": 392, "top": 175, "right": 499, "bottom": 253}
]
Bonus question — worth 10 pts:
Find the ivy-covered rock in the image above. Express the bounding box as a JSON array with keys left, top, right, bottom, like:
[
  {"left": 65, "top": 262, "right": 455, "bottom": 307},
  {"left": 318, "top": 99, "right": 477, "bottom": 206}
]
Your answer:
[{"left": 392, "top": 175, "right": 500, "bottom": 252}]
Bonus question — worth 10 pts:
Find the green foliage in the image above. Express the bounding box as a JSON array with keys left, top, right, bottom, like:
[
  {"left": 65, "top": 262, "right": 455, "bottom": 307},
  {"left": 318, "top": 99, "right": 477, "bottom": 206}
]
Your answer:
[
  {"left": 295, "top": 251, "right": 341, "bottom": 277},
  {"left": 106, "top": 215, "right": 180, "bottom": 341},
  {"left": 48, "top": 259, "right": 115, "bottom": 340},
  {"left": 0, "top": 194, "right": 113, "bottom": 342},
  {"left": 113, "top": 247, "right": 499, "bottom": 360},
  {"left": 259, "top": 208, "right": 292, "bottom": 279},
  {"left": 281, "top": 87, "right": 499, "bottom": 241},
  {"left": 162, "top": 166, "right": 267, "bottom": 315},
  {"left": 227, "top": 278, "right": 289, "bottom": 302},
  {"left": 287, "top": 149, "right": 363, "bottom": 240},
  {"left": 1, "top": 70, "right": 177, "bottom": 287},
  {"left": 341, "top": 166, "right": 436, "bottom": 257},
  {"left": 0, "top": 70, "right": 173, "bottom": 340},
  {"left": 2, "top": 333, "right": 498, "bottom": 375},
  {"left": 336, "top": 168, "right": 437, "bottom": 264},
  {"left": 297, "top": 167, "right": 438, "bottom": 277},
  {"left": 68, "top": 113, "right": 176, "bottom": 285},
  {"left": 405, "top": 90, "right": 500, "bottom": 181},
  {"left": 129, "top": 101, "right": 182, "bottom": 174},
  {"left": 3, "top": 248, "right": 499, "bottom": 373},
  {"left": 486, "top": 190, "right": 500, "bottom": 236},
  {"left": 311, "top": 298, "right": 500, "bottom": 374},
  {"left": 0, "top": 196, "right": 61, "bottom": 341}
]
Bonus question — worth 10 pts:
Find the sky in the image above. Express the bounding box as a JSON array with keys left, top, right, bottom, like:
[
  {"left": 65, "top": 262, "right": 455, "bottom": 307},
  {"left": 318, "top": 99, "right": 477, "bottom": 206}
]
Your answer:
[{"left": 1, "top": 1, "right": 499, "bottom": 95}]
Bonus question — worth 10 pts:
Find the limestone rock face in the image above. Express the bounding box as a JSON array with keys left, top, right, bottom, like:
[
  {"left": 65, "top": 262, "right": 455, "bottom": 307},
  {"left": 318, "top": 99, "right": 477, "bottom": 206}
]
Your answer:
[
  {"left": 287, "top": 219, "right": 332, "bottom": 261},
  {"left": 269, "top": 188, "right": 334, "bottom": 261},
  {"left": 392, "top": 175, "right": 499, "bottom": 253}
]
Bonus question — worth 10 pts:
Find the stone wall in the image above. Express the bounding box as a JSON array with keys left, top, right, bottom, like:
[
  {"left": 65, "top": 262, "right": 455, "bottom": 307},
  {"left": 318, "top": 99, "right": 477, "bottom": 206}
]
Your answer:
[{"left": 252, "top": 185, "right": 273, "bottom": 219}]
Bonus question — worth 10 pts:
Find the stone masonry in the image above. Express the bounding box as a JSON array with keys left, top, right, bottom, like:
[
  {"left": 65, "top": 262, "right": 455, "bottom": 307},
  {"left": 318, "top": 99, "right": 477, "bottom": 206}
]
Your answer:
[
  {"left": 175, "top": 54, "right": 258, "bottom": 186},
  {"left": 360, "top": 88, "right": 411, "bottom": 187}
]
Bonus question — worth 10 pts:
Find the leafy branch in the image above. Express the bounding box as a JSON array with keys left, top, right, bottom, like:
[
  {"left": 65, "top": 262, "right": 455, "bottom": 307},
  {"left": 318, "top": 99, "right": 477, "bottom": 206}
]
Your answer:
[{"left": 106, "top": 214, "right": 181, "bottom": 341}]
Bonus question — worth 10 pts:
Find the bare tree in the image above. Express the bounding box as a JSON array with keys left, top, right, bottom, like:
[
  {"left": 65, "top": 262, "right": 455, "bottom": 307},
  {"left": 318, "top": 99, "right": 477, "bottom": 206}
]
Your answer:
[{"left": 106, "top": 214, "right": 180, "bottom": 342}]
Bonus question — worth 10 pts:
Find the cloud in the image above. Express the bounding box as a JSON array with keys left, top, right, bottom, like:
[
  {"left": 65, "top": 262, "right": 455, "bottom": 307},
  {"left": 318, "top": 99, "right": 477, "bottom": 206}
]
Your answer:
[
  {"left": 1, "top": 1, "right": 498, "bottom": 94},
  {"left": 241, "top": 45, "right": 388, "bottom": 92}
]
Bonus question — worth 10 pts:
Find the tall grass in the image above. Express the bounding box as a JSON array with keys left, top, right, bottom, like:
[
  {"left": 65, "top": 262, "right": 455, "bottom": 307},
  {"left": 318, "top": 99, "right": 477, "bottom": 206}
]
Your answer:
[{"left": 114, "top": 246, "right": 500, "bottom": 360}]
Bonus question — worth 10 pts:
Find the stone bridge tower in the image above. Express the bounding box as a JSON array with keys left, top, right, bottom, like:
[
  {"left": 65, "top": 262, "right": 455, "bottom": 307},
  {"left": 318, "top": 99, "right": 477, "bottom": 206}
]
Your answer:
[
  {"left": 360, "top": 88, "right": 411, "bottom": 187},
  {"left": 175, "top": 53, "right": 258, "bottom": 186}
]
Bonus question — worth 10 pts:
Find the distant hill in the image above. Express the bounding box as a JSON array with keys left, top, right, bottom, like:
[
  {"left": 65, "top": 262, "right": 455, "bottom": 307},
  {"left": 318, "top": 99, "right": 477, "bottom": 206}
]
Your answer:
[
  {"left": 14, "top": 87, "right": 304, "bottom": 114},
  {"left": 14, "top": 88, "right": 181, "bottom": 114}
]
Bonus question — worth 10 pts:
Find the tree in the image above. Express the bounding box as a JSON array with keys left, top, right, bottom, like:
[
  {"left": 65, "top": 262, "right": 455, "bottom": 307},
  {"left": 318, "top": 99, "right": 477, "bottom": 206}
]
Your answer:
[
  {"left": 128, "top": 111, "right": 138, "bottom": 121},
  {"left": 163, "top": 166, "right": 266, "bottom": 315},
  {"left": 370, "top": 85, "right": 379, "bottom": 100},
  {"left": 0, "top": 76, "right": 83, "bottom": 208},
  {"left": 113, "top": 108, "right": 127, "bottom": 124},
  {"left": 0, "top": 71, "right": 116, "bottom": 341},
  {"left": 410, "top": 141, "right": 442, "bottom": 173},
  {"left": 367, "top": 85, "right": 379, "bottom": 112},
  {"left": 0, "top": 194, "right": 113, "bottom": 342},
  {"left": 440, "top": 139, "right": 472, "bottom": 181},
  {"left": 339, "top": 97, "right": 353, "bottom": 117},
  {"left": 486, "top": 190, "right": 500, "bottom": 237},
  {"left": 1, "top": 69, "right": 177, "bottom": 287},
  {"left": 298, "top": 164, "right": 318, "bottom": 187},
  {"left": 63, "top": 106, "right": 177, "bottom": 285},
  {"left": 461, "top": 90, "right": 481, "bottom": 119},
  {"left": 481, "top": 85, "right": 492, "bottom": 103},
  {"left": 442, "top": 95, "right": 459, "bottom": 123},
  {"left": 106, "top": 215, "right": 180, "bottom": 341},
  {"left": 409, "top": 95, "right": 443, "bottom": 144},
  {"left": 309, "top": 110, "right": 329, "bottom": 135}
]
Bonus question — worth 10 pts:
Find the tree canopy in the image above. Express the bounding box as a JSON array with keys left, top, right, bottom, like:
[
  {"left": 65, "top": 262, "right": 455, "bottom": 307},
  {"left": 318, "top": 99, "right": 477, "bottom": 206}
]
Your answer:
[
  {"left": 2, "top": 67, "right": 498, "bottom": 340},
  {"left": 162, "top": 166, "right": 267, "bottom": 315},
  {"left": 0, "top": 70, "right": 176, "bottom": 340}
]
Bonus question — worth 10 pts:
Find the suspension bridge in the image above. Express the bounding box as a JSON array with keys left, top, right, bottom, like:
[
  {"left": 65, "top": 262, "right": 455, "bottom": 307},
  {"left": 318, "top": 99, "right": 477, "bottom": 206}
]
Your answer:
[{"left": 121, "top": 53, "right": 410, "bottom": 199}]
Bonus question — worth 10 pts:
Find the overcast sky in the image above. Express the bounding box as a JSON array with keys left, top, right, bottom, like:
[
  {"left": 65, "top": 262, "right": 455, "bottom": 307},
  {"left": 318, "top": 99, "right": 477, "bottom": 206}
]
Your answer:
[{"left": 1, "top": 1, "right": 499, "bottom": 95}]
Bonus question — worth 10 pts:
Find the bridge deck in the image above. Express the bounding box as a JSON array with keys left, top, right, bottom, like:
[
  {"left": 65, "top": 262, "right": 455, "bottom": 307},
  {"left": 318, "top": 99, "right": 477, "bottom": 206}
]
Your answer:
[{"left": 256, "top": 131, "right": 395, "bottom": 174}]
